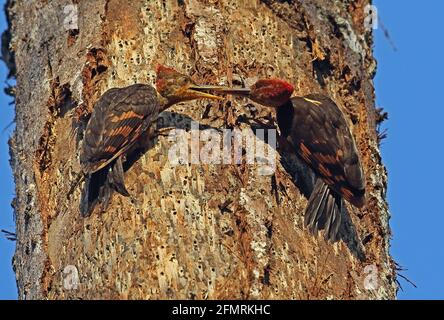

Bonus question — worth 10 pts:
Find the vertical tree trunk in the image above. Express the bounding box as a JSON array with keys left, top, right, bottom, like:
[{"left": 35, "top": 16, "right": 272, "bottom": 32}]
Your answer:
[{"left": 6, "top": 0, "right": 396, "bottom": 299}]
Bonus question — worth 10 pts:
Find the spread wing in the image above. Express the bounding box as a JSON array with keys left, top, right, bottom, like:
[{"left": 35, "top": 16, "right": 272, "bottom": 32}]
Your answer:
[
  {"left": 280, "top": 94, "right": 365, "bottom": 207},
  {"left": 80, "top": 84, "right": 160, "bottom": 173}
]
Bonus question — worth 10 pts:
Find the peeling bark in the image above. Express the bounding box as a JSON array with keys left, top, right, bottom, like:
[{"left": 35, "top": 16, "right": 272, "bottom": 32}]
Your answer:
[{"left": 6, "top": 0, "right": 395, "bottom": 299}]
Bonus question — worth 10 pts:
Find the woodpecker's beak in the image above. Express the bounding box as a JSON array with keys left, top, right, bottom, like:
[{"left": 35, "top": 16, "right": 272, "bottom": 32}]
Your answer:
[
  {"left": 195, "top": 86, "right": 252, "bottom": 97},
  {"left": 178, "top": 84, "right": 229, "bottom": 101}
]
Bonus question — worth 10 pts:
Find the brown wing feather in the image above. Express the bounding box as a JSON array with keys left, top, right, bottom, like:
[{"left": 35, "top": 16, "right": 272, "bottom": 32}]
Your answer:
[
  {"left": 278, "top": 94, "right": 365, "bottom": 207},
  {"left": 80, "top": 84, "right": 160, "bottom": 173}
]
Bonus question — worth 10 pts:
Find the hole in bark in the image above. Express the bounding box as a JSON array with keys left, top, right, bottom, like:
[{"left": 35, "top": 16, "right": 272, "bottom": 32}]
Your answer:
[
  {"left": 327, "top": 15, "right": 342, "bottom": 39},
  {"left": 24, "top": 210, "right": 31, "bottom": 232},
  {"left": 31, "top": 239, "right": 37, "bottom": 252},
  {"left": 67, "top": 29, "right": 79, "bottom": 46},
  {"left": 262, "top": 265, "right": 271, "bottom": 286},
  {"left": 266, "top": 221, "right": 273, "bottom": 238},
  {"left": 350, "top": 78, "right": 362, "bottom": 93},
  {"left": 312, "top": 57, "right": 334, "bottom": 87},
  {"left": 362, "top": 233, "right": 373, "bottom": 245},
  {"left": 350, "top": 113, "right": 359, "bottom": 125},
  {"left": 182, "top": 21, "right": 195, "bottom": 40}
]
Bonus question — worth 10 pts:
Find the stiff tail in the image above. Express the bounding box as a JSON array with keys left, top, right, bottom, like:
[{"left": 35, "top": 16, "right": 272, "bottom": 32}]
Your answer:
[
  {"left": 107, "top": 156, "right": 130, "bottom": 197},
  {"left": 304, "top": 178, "right": 342, "bottom": 242},
  {"left": 80, "top": 157, "right": 130, "bottom": 217}
]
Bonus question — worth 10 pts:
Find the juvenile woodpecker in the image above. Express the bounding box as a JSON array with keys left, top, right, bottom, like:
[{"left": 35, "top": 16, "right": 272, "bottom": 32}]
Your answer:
[
  {"left": 79, "top": 65, "right": 224, "bottom": 216},
  {"left": 212, "top": 80, "right": 366, "bottom": 241}
]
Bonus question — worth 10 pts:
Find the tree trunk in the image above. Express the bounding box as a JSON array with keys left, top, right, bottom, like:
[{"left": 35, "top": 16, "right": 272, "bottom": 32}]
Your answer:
[{"left": 6, "top": 0, "right": 396, "bottom": 299}]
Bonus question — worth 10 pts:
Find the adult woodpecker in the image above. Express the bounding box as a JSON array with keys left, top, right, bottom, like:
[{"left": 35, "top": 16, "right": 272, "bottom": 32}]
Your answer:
[
  {"left": 212, "top": 79, "right": 366, "bottom": 241},
  {"left": 79, "top": 65, "right": 225, "bottom": 216}
]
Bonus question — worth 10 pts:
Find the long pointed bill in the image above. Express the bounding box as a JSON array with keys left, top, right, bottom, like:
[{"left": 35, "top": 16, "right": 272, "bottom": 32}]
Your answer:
[
  {"left": 191, "top": 85, "right": 252, "bottom": 97},
  {"left": 186, "top": 85, "right": 228, "bottom": 100}
]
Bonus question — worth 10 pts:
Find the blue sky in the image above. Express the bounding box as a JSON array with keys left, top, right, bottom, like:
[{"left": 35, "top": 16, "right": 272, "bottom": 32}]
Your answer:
[
  {"left": 0, "top": 1, "right": 442, "bottom": 299},
  {"left": 0, "top": 0, "right": 17, "bottom": 299},
  {"left": 374, "top": 0, "right": 444, "bottom": 299},
  {"left": 0, "top": 0, "right": 16, "bottom": 299}
]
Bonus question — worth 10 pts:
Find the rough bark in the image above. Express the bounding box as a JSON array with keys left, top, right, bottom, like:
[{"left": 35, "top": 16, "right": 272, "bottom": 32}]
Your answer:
[{"left": 5, "top": 0, "right": 396, "bottom": 299}]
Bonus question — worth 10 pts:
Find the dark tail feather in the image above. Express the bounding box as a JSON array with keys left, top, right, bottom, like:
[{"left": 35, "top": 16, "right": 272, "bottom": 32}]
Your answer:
[
  {"left": 304, "top": 178, "right": 342, "bottom": 242},
  {"left": 80, "top": 168, "right": 109, "bottom": 217},
  {"left": 107, "top": 157, "right": 130, "bottom": 197},
  {"left": 80, "top": 157, "right": 130, "bottom": 217}
]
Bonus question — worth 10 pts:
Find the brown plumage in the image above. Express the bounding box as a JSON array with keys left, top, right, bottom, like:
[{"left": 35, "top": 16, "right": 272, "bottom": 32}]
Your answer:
[
  {"left": 278, "top": 94, "right": 365, "bottom": 241},
  {"left": 79, "top": 84, "right": 161, "bottom": 216},
  {"left": 79, "top": 65, "right": 225, "bottom": 217},
  {"left": 80, "top": 84, "right": 160, "bottom": 174},
  {"left": 277, "top": 94, "right": 365, "bottom": 206},
  {"left": 212, "top": 80, "right": 366, "bottom": 241}
]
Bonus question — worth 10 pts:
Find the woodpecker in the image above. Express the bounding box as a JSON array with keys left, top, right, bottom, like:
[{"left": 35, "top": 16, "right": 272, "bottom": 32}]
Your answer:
[
  {"left": 213, "top": 80, "right": 366, "bottom": 241},
  {"left": 79, "top": 65, "right": 225, "bottom": 216}
]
